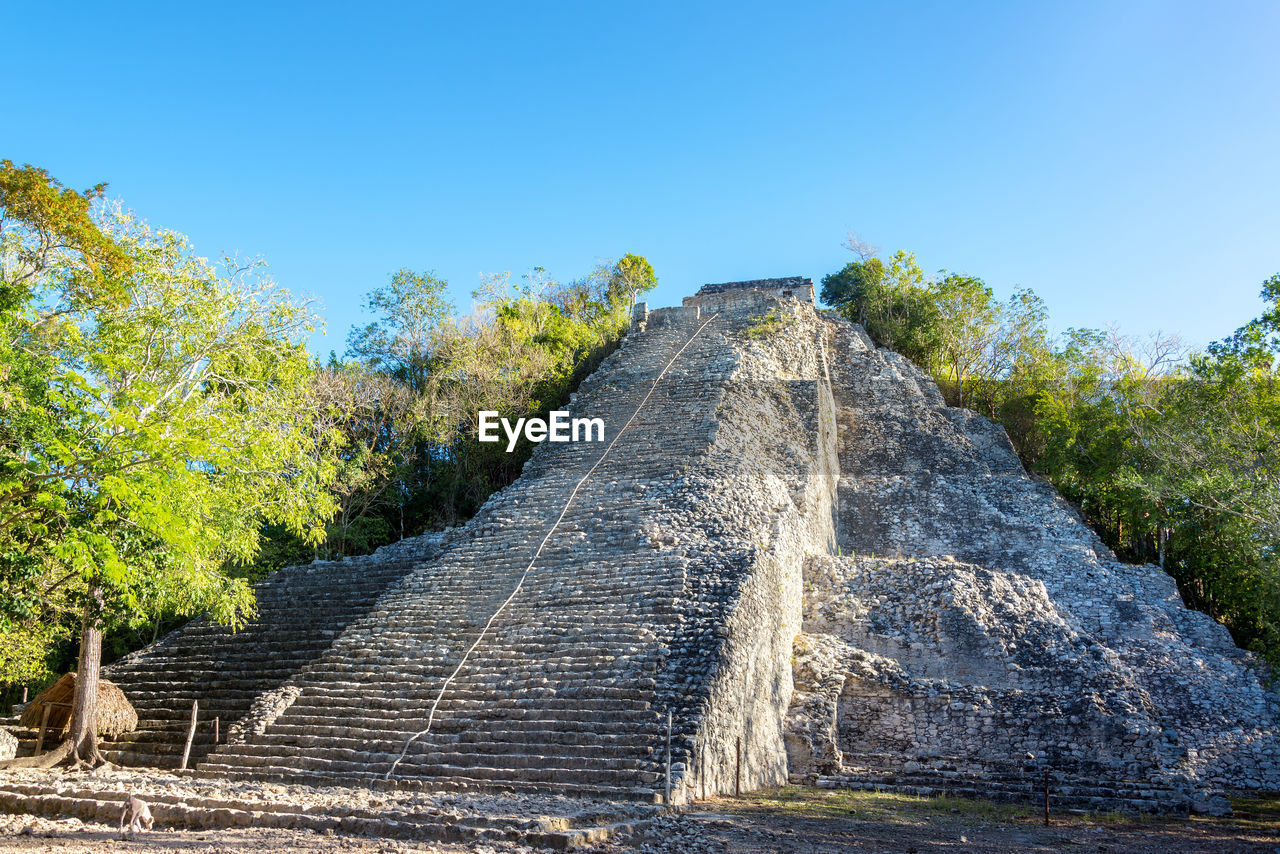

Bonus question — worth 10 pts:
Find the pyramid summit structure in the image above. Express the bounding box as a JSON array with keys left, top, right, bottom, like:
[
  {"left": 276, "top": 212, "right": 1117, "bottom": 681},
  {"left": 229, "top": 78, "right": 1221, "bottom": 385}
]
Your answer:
[{"left": 98, "top": 279, "right": 1279, "bottom": 813}]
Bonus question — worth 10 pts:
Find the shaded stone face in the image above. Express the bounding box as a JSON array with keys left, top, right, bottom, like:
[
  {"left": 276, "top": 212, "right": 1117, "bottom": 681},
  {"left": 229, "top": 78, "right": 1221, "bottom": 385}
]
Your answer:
[
  {"left": 0, "top": 729, "right": 16, "bottom": 762},
  {"left": 96, "top": 282, "right": 1277, "bottom": 814},
  {"left": 697, "top": 277, "right": 816, "bottom": 303},
  {"left": 698, "top": 277, "right": 813, "bottom": 294}
]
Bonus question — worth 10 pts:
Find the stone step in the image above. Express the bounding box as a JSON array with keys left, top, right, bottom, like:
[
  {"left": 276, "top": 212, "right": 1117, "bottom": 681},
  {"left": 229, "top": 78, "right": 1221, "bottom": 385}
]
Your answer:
[
  {"left": 0, "top": 784, "right": 657, "bottom": 845},
  {"left": 272, "top": 709, "right": 659, "bottom": 732},
  {"left": 260, "top": 725, "right": 657, "bottom": 750},
  {"left": 214, "top": 740, "right": 657, "bottom": 770},
  {"left": 246, "top": 732, "right": 657, "bottom": 761},
  {"left": 281, "top": 693, "right": 653, "bottom": 713},
  {"left": 124, "top": 685, "right": 290, "bottom": 700},
  {"left": 201, "top": 753, "right": 660, "bottom": 787},
  {"left": 122, "top": 644, "right": 344, "bottom": 661},
  {"left": 186, "top": 767, "right": 662, "bottom": 802}
]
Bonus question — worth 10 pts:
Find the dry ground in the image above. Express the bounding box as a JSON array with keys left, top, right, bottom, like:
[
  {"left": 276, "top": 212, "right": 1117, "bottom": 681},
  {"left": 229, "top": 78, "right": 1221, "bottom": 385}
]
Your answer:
[
  {"left": 2, "top": 787, "right": 1279, "bottom": 853},
  {"left": 604, "top": 788, "right": 1280, "bottom": 853}
]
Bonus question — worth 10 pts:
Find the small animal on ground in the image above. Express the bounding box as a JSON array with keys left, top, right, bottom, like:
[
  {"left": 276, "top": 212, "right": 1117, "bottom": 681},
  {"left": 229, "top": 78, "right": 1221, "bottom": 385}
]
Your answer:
[{"left": 119, "top": 793, "right": 154, "bottom": 839}]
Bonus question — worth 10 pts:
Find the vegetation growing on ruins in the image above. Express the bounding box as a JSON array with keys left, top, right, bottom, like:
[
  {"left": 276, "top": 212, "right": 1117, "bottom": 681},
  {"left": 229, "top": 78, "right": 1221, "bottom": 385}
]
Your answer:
[
  {"left": 822, "top": 237, "right": 1280, "bottom": 669},
  {"left": 744, "top": 308, "right": 794, "bottom": 340},
  {"left": 0, "top": 162, "right": 655, "bottom": 752}
]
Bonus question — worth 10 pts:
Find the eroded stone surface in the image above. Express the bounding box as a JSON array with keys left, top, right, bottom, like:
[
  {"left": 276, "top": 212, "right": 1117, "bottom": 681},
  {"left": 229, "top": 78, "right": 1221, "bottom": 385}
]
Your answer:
[{"left": 787, "top": 315, "right": 1280, "bottom": 813}]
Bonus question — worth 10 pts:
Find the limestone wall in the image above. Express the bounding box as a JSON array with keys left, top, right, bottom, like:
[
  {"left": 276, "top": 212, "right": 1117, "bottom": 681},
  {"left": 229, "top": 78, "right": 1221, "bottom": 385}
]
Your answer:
[
  {"left": 635, "top": 292, "right": 842, "bottom": 800},
  {"left": 669, "top": 374, "right": 839, "bottom": 800}
]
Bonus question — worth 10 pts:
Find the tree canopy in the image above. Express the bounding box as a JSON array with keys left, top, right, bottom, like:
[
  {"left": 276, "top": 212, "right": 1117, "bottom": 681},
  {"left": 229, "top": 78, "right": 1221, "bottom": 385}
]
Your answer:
[{"left": 2, "top": 167, "right": 338, "bottom": 762}]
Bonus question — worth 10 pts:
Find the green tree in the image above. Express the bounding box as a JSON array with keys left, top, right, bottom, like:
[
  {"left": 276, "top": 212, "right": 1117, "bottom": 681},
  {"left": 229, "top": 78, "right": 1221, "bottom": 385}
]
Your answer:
[
  {"left": 0, "top": 160, "right": 130, "bottom": 297},
  {"left": 820, "top": 257, "right": 885, "bottom": 320},
  {"left": 821, "top": 250, "right": 938, "bottom": 362},
  {"left": 346, "top": 269, "right": 453, "bottom": 395},
  {"left": 1030, "top": 329, "right": 1159, "bottom": 551},
  {"left": 1216, "top": 273, "right": 1280, "bottom": 363},
  {"left": 311, "top": 362, "right": 425, "bottom": 556},
  {"left": 931, "top": 273, "right": 998, "bottom": 408},
  {"left": 1, "top": 162, "right": 131, "bottom": 692},
  {"left": 1133, "top": 282, "right": 1280, "bottom": 662},
  {"left": 607, "top": 253, "right": 658, "bottom": 310},
  {"left": 1141, "top": 277, "right": 1280, "bottom": 545},
  {"left": 1, "top": 176, "right": 336, "bottom": 765}
]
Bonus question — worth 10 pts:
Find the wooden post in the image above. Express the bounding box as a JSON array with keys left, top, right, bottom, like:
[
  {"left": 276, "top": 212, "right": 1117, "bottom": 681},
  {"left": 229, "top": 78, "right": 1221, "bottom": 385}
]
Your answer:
[
  {"left": 735, "top": 736, "right": 741, "bottom": 797},
  {"left": 180, "top": 700, "right": 198, "bottom": 771},
  {"left": 34, "top": 703, "right": 51, "bottom": 754},
  {"left": 214, "top": 716, "right": 219, "bottom": 744},
  {"left": 663, "top": 709, "right": 672, "bottom": 806},
  {"left": 1043, "top": 769, "right": 1050, "bottom": 827},
  {"left": 21, "top": 686, "right": 28, "bottom": 704}
]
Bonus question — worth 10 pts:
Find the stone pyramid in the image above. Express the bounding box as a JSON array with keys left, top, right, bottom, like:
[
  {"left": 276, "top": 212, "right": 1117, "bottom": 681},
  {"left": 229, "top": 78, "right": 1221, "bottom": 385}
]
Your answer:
[{"left": 101, "top": 279, "right": 1279, "bottom": 811}]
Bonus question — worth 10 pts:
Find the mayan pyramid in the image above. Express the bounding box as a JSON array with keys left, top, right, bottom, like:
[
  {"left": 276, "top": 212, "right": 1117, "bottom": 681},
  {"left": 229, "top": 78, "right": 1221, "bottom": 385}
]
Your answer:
[{"left": 100, "top": 279, "right": 1280, "bottom": 812}]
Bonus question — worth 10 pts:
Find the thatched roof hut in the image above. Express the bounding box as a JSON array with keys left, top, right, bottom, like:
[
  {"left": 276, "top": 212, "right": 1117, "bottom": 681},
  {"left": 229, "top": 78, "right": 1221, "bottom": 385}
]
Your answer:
[{"left": 18, "top": 673, "right": 138, "bottom": 740}]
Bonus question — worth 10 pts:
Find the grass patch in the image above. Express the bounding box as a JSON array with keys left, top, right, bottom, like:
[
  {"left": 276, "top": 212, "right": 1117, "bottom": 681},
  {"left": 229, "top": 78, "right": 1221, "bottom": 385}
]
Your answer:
[
  {"left": 734, "top": 786, "right": 1034, "bottom": 825},
  {"left": 723, "top": 786, "right": 1280, "bottom": 832},
  {"left": 1224, "top": 794, "right": 1280, "bottom": 830},
  {"left": 744, "top": 309, "right": 793, "bottom": 340}
]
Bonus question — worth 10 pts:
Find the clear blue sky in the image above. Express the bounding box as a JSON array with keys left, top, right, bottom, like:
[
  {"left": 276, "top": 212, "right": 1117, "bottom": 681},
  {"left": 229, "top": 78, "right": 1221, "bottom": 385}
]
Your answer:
[{"left": 7, "top": 1, "right": 1278, "bottom": 353}]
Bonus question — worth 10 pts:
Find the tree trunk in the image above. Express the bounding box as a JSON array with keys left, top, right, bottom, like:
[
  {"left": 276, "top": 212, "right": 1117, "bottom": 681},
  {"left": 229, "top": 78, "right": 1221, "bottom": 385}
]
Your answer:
[
  {"left": 0, "top": 740, "right": 71, "bottom": 770},
  {"left": 338, "top": 503, "right": 349, "bottom": 558},
  {"left": 66, "top": 582, "right": 105, "bottom": 766}
]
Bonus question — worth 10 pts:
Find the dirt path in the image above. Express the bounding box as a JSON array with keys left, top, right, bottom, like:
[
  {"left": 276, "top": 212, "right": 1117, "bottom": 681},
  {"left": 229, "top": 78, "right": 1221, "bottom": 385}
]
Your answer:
[{"left": 2, "top": 787, "right": 1278, "bottom": 853}]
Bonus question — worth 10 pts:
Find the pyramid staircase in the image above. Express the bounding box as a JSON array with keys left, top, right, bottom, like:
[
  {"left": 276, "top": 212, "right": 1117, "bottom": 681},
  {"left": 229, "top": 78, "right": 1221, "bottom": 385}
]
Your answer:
[
  {"left": 193, "top": 309, "right": 723, "bottom": 798},
  {"left": 100, "top": 552, "right": 429, "bottom": 768},
  {"left": 87, "top": 306, "right": 736, "bottom": 801}
]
